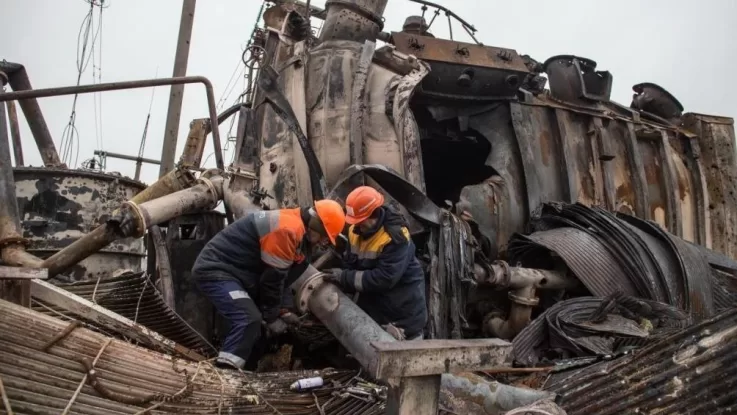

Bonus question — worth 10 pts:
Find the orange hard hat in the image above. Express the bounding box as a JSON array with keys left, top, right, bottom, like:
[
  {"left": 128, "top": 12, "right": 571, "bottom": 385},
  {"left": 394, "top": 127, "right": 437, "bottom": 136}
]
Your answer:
[
  {"left": 313, "top": 199, "right": 346, "bottom": 245},
  {"left": 345, "top": 186, "right": 385, "bottom": 225}
]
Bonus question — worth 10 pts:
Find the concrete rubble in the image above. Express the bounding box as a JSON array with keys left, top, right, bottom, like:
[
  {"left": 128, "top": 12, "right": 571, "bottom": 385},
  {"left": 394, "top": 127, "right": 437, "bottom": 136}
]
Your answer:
[{"left": 1, "top": 0, "right": 737, "bottom": 414}]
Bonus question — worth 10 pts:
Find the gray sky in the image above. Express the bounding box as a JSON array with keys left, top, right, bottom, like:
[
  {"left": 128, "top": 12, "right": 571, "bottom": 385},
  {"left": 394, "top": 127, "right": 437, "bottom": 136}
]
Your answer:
[{"left": 2, "top": 0, "right": 736, "bottom": 185}]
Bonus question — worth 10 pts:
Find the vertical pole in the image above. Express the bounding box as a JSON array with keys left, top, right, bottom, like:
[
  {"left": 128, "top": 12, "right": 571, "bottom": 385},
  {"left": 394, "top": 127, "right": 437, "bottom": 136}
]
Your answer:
[
  {"left": 0, "top": 90, "right": 31, "bottom": 306},
  {"left": 159, "top": 0, "right": 196, "bottom": 178},
  {"left": 5, "top": 101, "right": 23, "bottom": 166}
]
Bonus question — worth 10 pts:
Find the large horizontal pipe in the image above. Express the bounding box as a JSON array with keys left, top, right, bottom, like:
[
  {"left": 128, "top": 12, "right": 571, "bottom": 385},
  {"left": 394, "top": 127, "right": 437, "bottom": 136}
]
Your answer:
[
  {"left": 0, "top": 76, "right": 226, "bottom": 171},
  {"left": 121, "top": 176, "right": 224, "bottom": 238}
]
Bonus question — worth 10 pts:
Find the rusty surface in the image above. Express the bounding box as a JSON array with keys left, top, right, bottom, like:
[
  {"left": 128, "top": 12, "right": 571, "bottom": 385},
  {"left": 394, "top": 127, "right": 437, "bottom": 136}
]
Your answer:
[
  {"left": 547, "top": 308, "right": 737, "bottom": 414},
  {"left": 392, "top": 32, "right": 529, "bottom": 101},
  {"left": 682, "top": 113, "right": 737, "bottom": 259},
  {"left": 14, "top": 167, "right": 146, "bottom": 281}
]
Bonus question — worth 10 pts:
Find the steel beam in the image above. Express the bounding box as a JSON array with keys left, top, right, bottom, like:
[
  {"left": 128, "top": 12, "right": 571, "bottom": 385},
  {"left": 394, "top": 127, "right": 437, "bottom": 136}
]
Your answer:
[{"left": 5, "top": 101, "right": 23, "bottom": 166}]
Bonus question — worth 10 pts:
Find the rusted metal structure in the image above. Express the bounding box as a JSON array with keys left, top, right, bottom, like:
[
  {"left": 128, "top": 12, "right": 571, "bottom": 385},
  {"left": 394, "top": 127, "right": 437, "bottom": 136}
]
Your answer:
[
  {"left": 14, "top": 168, "right": 147, "bottom": 281},
  {"left": 0, "top": 0, "right": 736, "bottom": 413}
]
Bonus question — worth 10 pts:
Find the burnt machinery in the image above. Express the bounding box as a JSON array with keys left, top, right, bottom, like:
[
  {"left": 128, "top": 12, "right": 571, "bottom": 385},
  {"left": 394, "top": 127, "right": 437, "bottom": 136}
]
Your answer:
[{"left": 1, "top": 0, "right": 737, "bottom": 413}]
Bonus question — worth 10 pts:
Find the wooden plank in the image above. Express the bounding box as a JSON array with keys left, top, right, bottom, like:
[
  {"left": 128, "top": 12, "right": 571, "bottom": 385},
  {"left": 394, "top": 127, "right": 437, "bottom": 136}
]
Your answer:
[
  {"left": 0, "top": 266, "right": 48, "bottom": 280},
  {"left": 30, "top": 280, "right": 205, "bottom": 361},
  {"left": 371, "top": 338, "right": 512, "bottom": 379}
]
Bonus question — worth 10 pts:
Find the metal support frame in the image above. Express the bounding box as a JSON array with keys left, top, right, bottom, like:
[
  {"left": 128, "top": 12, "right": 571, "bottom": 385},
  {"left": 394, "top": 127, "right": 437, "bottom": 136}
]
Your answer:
[
  {"left": 0, "top": 87, "right": 43, "bottom": 306},
  {"left": 160, "top": 0, "right": 197, "bottom": 178},
  {"left": 93, "top": 150, "right": 161, "bottom": 181},
  {"left": 5, "top": 101, "right": 23, "bottom": 166},
  {"left": 0, "top": 61, "right": 63, "bottom": 167},
  {"left": 0, "top": 76, "right": 225, "bottom": 172}
]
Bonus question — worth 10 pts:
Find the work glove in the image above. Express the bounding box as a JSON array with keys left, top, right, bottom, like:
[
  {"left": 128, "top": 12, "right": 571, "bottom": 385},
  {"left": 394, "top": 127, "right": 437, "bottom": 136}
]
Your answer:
[
  {"left": 279, "top": 311, "right": 301, "bottom": 326},
  {"left": 265, "top": 318, "right": 288, "bottom": 337},
  {"left": 322, "top": 268, "right": 344, "bottom": 287}
]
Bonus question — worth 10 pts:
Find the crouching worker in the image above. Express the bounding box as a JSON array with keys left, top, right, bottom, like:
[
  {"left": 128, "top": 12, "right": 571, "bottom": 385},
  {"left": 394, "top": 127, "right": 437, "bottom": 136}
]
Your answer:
[
  {"left": 325, "top": 186, "right": 427, "bottom": 341},
  {"left": 192, "top": 200, "right": 346, "bottom": 369}
]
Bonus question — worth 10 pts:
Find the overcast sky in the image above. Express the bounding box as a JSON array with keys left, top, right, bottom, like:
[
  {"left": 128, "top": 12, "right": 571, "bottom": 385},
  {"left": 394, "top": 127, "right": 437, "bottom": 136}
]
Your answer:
[{"left": 2, "top": 0, "right": 736, "bottom": 185}]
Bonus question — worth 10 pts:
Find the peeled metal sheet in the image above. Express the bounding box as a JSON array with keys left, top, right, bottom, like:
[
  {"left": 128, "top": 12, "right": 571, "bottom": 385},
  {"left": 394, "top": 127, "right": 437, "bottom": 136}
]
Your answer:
[
  {"left": 546, "top": 308, "right": 737, "bottom": 414},
  {"left": 0, "top": 298, "right": 382, "bottom": 415},
  {"left": 513, "top": 296, "right": 685, "bottom": 366},
  {"left": 32, "top": 271, "right": 216, "bottom": 357}
]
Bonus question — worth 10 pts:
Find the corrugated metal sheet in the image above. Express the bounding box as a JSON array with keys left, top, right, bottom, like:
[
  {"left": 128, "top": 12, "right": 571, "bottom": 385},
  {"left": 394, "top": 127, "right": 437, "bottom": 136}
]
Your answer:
[
  {"left": 0, "top": 298, "right": 384, "bottom": 415},
  {"left": 545, "top": 308, "right": 737, "bottom": 414},
  {"left": 32, "top": 271, "right": 216, "bottom": 357}
]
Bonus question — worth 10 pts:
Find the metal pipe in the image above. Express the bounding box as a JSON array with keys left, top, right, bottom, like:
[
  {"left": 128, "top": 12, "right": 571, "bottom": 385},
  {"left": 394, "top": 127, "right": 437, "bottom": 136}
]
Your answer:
[
  {"left": 40, "top": 167, "right": 197, "bottom": 278},
  {"left": 474, "top": 261, "right": 575, "bottom": 290},
  {"left": 122, "top": 176, "right": 223, "bottom": 238},
  {"left": 440, "top": 372, "right": 555, "bottom": 415},
  {"left": 0, "top": 76, "right": 225, "bottom": 172},
  {"left": 484, "top": 285, "right": 538, "bottom": 340},
  {"left": 0, "top": 92, "right": 40, "bottom": 306},
  {"left": 94, "top": 150, "right": 160, "bottom": 166},
  {"left": 160, "top": 0, "right": 197, "bottom": 178},
  {"left": 0, "top": 62, "right": 62, "bottom": 167},
  {"left": 5, "top": 101, "right": 23, "bottom": 166},
  {"left": 290, "top": 264, "right": 396, "bottom": 373}
]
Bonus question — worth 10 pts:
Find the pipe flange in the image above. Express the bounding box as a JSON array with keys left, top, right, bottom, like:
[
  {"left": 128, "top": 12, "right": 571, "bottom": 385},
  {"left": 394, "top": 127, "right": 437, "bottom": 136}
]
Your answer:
[
  {"left": 121, "top": 201, "right": 146, "bottom": 237},
  {"left": 508, "top": 291, "right": 539, "bottom": 307},
  {"left": 492, "top": 260, "right": 511, "bottom": 287},
  {"left": 0, "top": 236, "right": 30, "bottom": 248},
  {"left": 292, "top": 270, "right": 328, "bottom": 314},
  {"left": 196, "top": 177, "right": 219, "bottom": 206}
]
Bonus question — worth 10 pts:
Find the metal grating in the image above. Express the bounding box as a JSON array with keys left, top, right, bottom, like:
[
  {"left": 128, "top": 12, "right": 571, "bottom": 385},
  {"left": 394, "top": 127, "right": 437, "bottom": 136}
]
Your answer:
[{"left": 32, "top": 271, "right": 216, "bottom": 357}]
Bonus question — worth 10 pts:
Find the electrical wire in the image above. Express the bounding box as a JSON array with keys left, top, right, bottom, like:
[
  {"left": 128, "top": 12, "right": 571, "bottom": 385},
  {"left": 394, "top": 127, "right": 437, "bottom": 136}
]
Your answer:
[{"left": 60, "top": 0, "right": 107, "bottom": 168}]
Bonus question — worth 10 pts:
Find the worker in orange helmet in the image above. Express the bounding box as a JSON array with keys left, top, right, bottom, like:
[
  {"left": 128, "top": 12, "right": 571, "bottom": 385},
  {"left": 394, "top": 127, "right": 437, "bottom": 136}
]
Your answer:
[
  {"left": 192, "top": 200, "right": 346, "bottom": 369},
  {"left": 324, "top": 186, "right": 427, "bottom": 341}
]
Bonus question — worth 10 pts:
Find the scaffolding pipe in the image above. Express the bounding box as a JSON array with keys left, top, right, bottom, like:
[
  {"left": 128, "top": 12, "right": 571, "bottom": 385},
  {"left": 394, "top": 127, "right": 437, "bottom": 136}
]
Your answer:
[
  {"left": 5, "top": 101, "right": 23, "bottom": 166},
  {"left": 0, "top": 76, "right": 226, "bottom": 172},
  {"left": 0, "top": 61, "right": 62, "bottom": 167}
]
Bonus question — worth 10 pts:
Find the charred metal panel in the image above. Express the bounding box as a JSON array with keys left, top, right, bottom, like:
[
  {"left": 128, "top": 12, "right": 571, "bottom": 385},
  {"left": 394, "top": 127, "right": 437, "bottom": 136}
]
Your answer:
[
  {"left": 306, "top": 41, "right": 362, "bottom": 189},
  {"left": 13, "top": 167, "right": 146, "bottom": 281},
  {"left": 682, "top": 113, "right": 737, "bottom": 259},
  {"left": 163, "top": 212, "right": 225, "bottom": 342},
  {"left": 510, "top": 103, "right": 567, "bottom": 211},
  {"left": 465, "top": 105, "right": 527, "bottom": 257},
  {"left": 391, "top": 32, "right": 529, "bottom": 102},
  {"left": 460, "top": 98, "right": 714, "bottom": 258}
]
